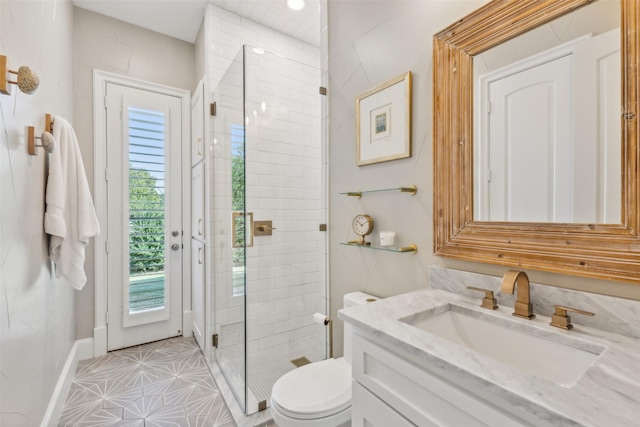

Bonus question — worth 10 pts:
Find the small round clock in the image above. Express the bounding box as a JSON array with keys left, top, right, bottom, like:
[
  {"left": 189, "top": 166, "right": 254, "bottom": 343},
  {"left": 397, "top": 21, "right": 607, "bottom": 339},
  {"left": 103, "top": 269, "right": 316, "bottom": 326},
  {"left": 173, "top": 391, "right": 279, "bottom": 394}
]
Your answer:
[{"left": 352, "top": 214, "right": 374, "bottom": 245}]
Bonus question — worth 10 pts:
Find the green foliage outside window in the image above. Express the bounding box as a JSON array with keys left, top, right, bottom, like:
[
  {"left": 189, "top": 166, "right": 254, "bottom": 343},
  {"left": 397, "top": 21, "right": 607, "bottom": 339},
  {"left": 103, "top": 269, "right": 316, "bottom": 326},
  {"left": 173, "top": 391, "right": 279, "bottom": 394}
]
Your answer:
[
  {"left": 232, "top": 125, "right": 246, "bottom": 266},
  {"left": 129, "top": 167, "right": 165, "bottom": 275}
]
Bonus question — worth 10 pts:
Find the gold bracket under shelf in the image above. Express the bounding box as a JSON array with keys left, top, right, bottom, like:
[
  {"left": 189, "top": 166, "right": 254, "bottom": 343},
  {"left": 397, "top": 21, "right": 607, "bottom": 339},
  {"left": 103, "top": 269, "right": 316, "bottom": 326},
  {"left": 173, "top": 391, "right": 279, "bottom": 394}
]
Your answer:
[
  {"left": 341, "top": 242, "right": 417, "bottom": 254},
  {"left": 341, "top": 185, "right": 417, "bottom": 198}
]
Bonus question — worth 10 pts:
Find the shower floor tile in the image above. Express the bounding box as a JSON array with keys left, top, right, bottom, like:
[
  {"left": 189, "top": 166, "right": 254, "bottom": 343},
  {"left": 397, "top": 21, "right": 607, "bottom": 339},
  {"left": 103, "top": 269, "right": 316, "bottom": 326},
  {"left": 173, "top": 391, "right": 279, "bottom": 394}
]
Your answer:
[
  {"left": 216, "top": 331, "right": 325, "bottom": 409},
  {"left": 59, "top": 336, "right": 236, "bottom": 427}
]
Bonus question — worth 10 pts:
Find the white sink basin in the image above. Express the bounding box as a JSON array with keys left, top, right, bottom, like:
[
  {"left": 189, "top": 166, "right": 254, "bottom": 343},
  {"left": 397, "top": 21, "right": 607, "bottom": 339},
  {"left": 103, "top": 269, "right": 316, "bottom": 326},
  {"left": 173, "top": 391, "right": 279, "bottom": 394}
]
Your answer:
[{"left": 401, "top": 304, "right": 604, "bottom": 386}]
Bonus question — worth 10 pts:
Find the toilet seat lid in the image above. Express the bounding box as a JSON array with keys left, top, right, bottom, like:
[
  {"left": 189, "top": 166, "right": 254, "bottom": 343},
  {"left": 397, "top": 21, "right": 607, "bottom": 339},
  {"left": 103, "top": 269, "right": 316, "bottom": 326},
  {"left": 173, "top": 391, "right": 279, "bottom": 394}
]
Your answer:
[{"left": 271, "top": 358, "right": 351, "bottom": 418}]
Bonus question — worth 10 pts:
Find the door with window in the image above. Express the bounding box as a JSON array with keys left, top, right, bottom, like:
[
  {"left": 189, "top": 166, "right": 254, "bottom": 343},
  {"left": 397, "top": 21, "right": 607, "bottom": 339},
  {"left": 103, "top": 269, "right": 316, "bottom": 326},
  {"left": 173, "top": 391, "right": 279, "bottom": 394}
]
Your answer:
[{"left": 105, "top": 83, "right": 184, "bottom": 351}]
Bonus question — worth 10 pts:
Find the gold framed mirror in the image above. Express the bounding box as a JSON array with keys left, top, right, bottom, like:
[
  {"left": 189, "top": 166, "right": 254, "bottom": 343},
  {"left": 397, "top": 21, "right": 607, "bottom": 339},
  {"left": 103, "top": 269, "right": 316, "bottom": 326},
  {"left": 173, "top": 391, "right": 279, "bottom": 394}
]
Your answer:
[{"left": 433, "top": 0, "right": 639, "bottom": 284}]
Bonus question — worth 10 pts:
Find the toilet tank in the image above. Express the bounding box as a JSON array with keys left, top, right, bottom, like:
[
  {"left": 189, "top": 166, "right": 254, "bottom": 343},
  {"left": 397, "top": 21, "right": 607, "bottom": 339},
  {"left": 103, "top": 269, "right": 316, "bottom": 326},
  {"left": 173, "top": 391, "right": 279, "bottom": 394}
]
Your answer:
[{"left": 342, "top": 292, "right": 379, "bottom": 364}]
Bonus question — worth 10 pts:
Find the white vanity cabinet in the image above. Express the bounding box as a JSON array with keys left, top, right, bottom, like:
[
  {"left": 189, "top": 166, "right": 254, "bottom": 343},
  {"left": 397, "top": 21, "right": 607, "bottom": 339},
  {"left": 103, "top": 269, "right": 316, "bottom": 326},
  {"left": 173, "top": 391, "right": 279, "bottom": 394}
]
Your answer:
[
  {"left": 351, "top": 381, "right": 414, "bottom": 427},
  {"left": 350, "top": 333, "right": 529, "bottom": 427}
]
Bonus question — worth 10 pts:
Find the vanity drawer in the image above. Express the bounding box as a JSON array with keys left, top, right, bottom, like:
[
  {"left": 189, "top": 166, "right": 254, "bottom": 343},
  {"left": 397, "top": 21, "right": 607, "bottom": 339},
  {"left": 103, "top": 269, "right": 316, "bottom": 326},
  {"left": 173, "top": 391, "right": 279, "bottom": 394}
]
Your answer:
[
  {"left": 351, "top": 381, "right": 416, "bottom": 427},
  {"left": 351, "top": 333, "right": 527, "bottom": 427}
]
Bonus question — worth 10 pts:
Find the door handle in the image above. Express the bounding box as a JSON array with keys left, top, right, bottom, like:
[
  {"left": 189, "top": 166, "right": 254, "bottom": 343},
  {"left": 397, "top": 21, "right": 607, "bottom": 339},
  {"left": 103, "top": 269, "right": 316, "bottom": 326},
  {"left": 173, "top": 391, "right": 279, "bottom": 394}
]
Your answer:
[
  {"left": 232, "top": 212, "right": 254, "bottom": 248},
  {"left": 171, "top": 243, "right": 180, "bottom": 251}
]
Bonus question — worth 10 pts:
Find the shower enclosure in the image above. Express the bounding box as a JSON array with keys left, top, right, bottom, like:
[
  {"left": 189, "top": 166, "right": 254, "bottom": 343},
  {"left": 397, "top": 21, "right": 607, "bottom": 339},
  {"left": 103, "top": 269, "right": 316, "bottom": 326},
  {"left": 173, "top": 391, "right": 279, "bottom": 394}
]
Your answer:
[{"left": 209, "top": 45, "right": 327, "bottom": 415}]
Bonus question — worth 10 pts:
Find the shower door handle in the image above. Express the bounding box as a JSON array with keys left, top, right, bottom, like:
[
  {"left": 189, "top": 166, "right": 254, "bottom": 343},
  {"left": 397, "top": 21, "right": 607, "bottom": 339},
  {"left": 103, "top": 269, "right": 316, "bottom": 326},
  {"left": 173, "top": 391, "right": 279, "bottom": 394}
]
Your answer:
[{"left": 232, "top": 212, "right": 254, "bottom": 248}]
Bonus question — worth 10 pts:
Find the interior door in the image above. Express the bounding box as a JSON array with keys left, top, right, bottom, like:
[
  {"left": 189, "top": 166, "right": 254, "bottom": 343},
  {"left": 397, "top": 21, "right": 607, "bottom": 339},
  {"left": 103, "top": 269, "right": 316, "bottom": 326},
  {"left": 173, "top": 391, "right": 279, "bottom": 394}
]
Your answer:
[
  {"left": 106, "top": 82, "right": 184, "bottom": 351},
  {"left": 485, "top": 55, "right": 572, "bottom": 222},
  {"left": 479, "top": 31, "right": 620, "bottom": 224}
]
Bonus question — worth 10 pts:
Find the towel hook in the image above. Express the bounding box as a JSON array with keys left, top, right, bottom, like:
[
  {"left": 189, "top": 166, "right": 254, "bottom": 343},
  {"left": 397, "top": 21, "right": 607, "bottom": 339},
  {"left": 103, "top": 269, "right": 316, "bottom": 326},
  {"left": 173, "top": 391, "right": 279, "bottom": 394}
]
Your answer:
[
  {"left": 28, "top": 119, "right": 56, "bottom": 156},
  {"left": 45, "top": 113, "right": 54, "bottom": 133},
  {"left": 1, "top": 55, "right": 40, "bottom": 95}
]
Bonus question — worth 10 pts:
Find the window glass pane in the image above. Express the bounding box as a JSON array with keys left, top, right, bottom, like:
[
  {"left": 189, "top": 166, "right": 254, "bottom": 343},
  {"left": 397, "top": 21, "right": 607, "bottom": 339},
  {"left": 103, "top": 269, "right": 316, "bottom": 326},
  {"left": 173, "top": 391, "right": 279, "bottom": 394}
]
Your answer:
[
  {"left": 128, "top": 107, "right": 166, "bottom": 313},
  {"left": 231, "top": 124, "right": 245, "bottom": 297}
]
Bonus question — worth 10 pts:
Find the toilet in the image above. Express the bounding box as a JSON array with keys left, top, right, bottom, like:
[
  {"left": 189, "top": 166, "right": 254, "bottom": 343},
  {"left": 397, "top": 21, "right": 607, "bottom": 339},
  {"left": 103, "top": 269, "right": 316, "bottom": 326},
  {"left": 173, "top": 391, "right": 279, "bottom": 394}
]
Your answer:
[{"left": 270, "top": 292, "right": 378, "bottom": 427}]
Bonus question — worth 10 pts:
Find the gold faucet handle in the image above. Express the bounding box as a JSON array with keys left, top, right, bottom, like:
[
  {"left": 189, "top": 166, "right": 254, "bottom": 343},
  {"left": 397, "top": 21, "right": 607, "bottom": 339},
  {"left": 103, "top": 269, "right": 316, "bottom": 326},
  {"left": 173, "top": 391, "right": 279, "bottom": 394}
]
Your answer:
[
  {"left": 550, "top": 305, "right": 595, "bottom": 330},
  {"left": 466, "top": 286, "right": 498, "bottom": 310}
]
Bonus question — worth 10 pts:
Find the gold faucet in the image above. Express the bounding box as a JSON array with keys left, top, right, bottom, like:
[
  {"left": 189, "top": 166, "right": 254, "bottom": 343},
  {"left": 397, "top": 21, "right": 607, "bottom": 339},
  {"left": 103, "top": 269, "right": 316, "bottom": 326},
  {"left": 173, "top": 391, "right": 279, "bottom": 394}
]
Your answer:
[
  {"left": 501, "top": 270, "right": 535, "bottom": 319},
  {"left": 550, "top": 305, "right": 595, "bottom": 330},
  {"left": 467, "top": 286, "right": 498, "bottom": 310}
]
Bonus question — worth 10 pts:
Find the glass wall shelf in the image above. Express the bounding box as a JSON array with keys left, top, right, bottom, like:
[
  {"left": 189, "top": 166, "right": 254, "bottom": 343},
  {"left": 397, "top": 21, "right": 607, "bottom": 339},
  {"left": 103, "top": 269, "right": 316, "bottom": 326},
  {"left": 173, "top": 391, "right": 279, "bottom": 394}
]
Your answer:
[
  {"left": 340, "top": 242, "right": 418, "bottom": 254},
  {"left": 340, "top": 185, "right": 417, "bottom": 198}
]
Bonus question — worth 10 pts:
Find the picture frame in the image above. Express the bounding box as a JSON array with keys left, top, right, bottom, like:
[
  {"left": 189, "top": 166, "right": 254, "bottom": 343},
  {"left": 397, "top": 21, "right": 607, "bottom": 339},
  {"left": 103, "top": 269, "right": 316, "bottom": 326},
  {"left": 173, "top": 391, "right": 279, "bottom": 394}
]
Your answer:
[{"left": 356, "top": 71, "right": 412, "bottom": 166}]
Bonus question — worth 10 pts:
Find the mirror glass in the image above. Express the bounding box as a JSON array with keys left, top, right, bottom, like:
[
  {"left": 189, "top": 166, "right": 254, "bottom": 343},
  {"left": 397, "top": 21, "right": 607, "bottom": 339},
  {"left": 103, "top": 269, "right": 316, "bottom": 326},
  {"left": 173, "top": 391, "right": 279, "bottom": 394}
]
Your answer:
[
  {"left": 472, "top": 0, "right": 620, "bottom": 223},
  {"left": 434, "top": 0, "right": 640, "bottom": 284}
]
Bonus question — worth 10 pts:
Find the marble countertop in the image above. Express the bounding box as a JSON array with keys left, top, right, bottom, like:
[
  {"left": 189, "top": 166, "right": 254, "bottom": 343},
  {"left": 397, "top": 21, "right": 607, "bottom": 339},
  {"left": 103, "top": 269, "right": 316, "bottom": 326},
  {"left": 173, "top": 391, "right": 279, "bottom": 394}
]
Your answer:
[{"left": 338, "top": 289, "right": 640, "bottom": 426}]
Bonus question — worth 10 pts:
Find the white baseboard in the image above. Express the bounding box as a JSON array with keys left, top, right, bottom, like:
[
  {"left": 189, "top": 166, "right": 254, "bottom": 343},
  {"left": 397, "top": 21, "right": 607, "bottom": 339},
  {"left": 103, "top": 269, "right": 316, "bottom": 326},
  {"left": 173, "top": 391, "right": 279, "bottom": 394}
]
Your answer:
[
  {"left": 77, "top": 338, "right": 95, "bottom": 361},
  {"left": 40, "top": 338, "right": 94, "bottom": 427},
  {"left": 183, "top": 310, "right": 193, "bottom": 337},
  {"left": 94, "top": 325, "right": 107, "bottom": 357}
]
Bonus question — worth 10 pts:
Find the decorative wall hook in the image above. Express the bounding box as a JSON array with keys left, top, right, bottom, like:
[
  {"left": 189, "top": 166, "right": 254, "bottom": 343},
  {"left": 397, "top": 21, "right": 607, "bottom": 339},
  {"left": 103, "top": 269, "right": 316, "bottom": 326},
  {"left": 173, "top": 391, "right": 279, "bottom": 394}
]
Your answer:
[
  {"left": 1, "top": 55, "right": 40, "bottom": 95},
  {"left": 45, "top": 113, "right": 54, "bottom": 133},
  {"left": 28, "top": 120, "right": 56, "bottom": 156}
]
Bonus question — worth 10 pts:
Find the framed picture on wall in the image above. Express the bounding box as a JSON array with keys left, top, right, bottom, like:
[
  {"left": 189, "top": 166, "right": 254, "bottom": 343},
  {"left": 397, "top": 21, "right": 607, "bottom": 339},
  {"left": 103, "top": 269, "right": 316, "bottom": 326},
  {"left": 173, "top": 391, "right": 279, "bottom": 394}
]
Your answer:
[{"left": 356, "top": 71, "right": 412, "bottom": 166}]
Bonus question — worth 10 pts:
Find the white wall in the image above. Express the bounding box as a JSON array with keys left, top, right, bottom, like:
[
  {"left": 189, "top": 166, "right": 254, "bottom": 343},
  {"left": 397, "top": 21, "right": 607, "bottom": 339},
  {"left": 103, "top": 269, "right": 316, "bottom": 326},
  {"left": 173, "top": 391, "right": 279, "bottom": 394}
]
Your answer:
[
  {"left": 73, "top": 7, "right": 197, "bottom": 339},
  {"left": 0, "top": 1, "right": 76, "bottom": 425},
  {"left": 1, "top": 4, "right": 198, "bottom": 422},
  {"left": 327, "top": 0, "right": 640, "bottom": 357},
  {"left": 195, "top": 24, "right": 206, "bottom": 81}
]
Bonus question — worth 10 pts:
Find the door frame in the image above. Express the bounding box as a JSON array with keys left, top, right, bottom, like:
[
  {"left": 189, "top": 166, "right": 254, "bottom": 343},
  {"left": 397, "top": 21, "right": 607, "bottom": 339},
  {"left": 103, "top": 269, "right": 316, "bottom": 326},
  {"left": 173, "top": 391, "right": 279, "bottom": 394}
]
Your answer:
[{"left": 93, "top": 70, "right": 191, "bottom": 356}]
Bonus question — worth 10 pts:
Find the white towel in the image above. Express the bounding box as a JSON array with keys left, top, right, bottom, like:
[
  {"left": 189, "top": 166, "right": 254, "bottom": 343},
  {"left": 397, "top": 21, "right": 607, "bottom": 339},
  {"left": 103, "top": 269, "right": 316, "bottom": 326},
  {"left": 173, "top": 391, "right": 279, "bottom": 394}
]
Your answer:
[{"left": 44, "top": 115, "right": 100, "bottom": 290}]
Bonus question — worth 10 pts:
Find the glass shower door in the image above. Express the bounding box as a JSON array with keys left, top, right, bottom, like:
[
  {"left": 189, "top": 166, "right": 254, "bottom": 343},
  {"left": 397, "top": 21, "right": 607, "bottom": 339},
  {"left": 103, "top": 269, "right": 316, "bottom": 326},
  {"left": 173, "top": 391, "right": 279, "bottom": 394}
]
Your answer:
[
  {"left": 243, "top": 46, "right": 326, "bottom": 414},
  {"left": 211, "top": 45, "right": 326, "bottom": 416},
  {"left": 211, "top": 48, "right": 247, "bottom": 413}
]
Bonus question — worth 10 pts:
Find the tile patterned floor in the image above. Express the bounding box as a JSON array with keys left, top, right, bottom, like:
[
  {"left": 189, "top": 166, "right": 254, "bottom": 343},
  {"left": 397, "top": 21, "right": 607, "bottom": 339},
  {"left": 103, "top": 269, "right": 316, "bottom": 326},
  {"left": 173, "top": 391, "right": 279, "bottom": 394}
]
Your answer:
[{"left": 59, "top": 337, "right": 236, "bottom": 426}]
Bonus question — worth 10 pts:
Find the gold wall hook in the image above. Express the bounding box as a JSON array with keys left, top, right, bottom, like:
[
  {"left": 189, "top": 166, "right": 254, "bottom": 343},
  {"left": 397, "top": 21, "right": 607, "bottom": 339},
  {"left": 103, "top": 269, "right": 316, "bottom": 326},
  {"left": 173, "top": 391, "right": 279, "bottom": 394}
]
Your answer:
[
  {"left": 27, "top": 125, "right": 56, "bottom": 156},
  {"left": 1, "top": 55, "right": 40, "bottom": 95},
  {"left": 45, "top": 113, "right": 54, "bottom": 133}
]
